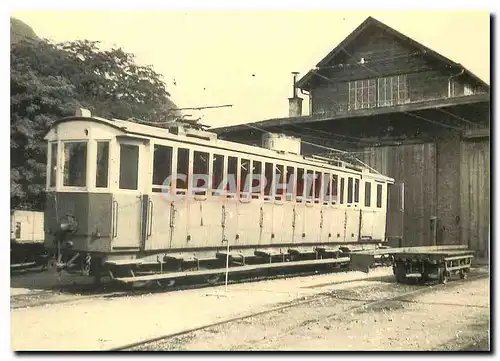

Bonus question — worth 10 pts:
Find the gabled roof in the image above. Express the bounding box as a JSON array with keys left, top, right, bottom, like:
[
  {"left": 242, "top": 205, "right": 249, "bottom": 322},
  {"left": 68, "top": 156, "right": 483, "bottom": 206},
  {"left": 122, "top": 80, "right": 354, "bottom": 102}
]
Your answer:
[{"left": 296, "top": 16, "right": 489, "bottom": 90}]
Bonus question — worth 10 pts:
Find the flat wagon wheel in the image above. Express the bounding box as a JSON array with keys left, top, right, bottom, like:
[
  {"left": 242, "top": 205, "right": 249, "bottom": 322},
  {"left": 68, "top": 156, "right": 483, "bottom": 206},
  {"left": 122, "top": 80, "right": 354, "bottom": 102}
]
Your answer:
[
  {"left": 459, "top": 269, "right": 468, "bottom": 280},
  {"left": 394, "top": 262, "right": 406, "bottom": 284},
  {"left": 438, "top": 267, "right": 448, "bottom": 284}
]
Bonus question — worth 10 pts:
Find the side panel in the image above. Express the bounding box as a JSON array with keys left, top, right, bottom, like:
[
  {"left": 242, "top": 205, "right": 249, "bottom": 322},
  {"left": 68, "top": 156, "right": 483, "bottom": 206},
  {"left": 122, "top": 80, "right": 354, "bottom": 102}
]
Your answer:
[
  {"left": 345, "top": 208, "right": 360, "bottom": 242},
  {"left": 260, "top": 202, "right": 274, "bottom": 245},
  {"left": 111, "top": 193, "right": 142, "bottom": 250},
  {"left": 236, "top": 199, "right": 261, "bottom": 246},
  {"left": 360, "top": 210, "right": 376, "bottom": 239},
  {"left": 144, "top": 193, "right": 173, "bottom": 251},
  {"left": 169, "top": 200, "right": 189, "bottom": 249},
  {"left": 303, "top": 203, "right": 322, "bottom": 243}
]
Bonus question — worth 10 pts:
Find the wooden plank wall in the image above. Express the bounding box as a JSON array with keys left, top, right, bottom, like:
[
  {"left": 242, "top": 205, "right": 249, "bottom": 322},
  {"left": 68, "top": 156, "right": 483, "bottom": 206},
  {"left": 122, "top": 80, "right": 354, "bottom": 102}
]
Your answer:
[
  {"left": 356, "top": 143, "right": 437, "bottom": 246},
  {"left": 460, "top": 138, "right": 490, "bottom": 259}
]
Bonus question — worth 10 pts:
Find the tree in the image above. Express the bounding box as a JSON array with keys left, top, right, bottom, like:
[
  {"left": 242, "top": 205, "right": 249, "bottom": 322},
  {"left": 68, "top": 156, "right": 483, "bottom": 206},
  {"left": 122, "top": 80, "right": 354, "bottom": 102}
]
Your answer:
[
  {"left": 11, "top": 39, "right": 80, "bottom": 210},
  {"left": 11, "top": 29, "right": 180, "bottom": 210}
]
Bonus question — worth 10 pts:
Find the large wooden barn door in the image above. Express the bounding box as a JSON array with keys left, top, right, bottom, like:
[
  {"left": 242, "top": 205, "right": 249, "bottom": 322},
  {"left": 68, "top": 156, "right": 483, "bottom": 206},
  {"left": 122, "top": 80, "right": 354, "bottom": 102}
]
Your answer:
[
  {"left": 459, "top": 138, "right": 490, "bottom": 259},
  {"left": 357, "top": 143, "right": 437, "bottom": 247}
]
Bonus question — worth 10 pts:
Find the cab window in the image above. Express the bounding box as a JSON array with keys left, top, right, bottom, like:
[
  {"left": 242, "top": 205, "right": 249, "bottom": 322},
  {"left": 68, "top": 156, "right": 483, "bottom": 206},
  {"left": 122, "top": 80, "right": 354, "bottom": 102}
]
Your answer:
[{"left": 63, "top": 142, "right": 87, "bottom": 187}]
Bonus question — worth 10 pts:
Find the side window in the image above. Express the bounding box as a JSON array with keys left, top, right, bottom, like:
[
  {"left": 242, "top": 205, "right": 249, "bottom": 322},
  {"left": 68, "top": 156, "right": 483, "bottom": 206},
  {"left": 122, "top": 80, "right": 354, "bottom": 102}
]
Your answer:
[
  {"left": 296, "top": 168, "right": 304, "bottom": 202},
  {"left": 96, "top": 141, "right": 110, "bottom": 188},
  {"left": 286, "top": 166, "right": 294, "bottom": 201},
  {"left": 252, "top": 160, "right": 262, "bottom": 197},
  {"left": 240, "top": 158, "right": 250, "bottom": 194},
  {"left": 340, "top": 178, "right": 345, "bottom": 204},
  {"left": 314, "top": 171, "right": 322, "bottom": 202},
  {"left": 306, "top": 170, "right": 314, "bottom": 201},
  {"left": 152, "top": 144, "right": 172, "bottom": 192},
  {"left": 176, "top": 148, "right": 190, "bottom": 190},
  {"left": 365, "top": 182, "right": 371, "bottom": 207},
  {"left": 377, "top": 183, "right": 383, "bottom": 208},
  {"left": 119, "top": 144, "right": 139, "bottom": 190},
  {"left": 354, "top": 179, "right": 360, "bottom": 204},
  {"left": 63, "top": 142, "right": 87, "bottom": 187},
  {"left": 347, "top": 177, "right": 353, "bottom": 204},
  {"left": 331, "top": 175, "right": 338, "bottom": 204},
  {"left": 212, "top": 154, "right": 224, "bottom": 192},
  {"left": 227, "top": 156, "right": 237, "bottom": 195},
  {"left": 264, "top": 162, "right": 273, "bottom": 197},
  {"left": 193, "top": 151, "right": 209, "bottom": 194},
  {"left": 275, "top": 164, "right": 284, "bottom": 199},
  {"left": 49, "top": 142, "right": 58, "bottom": 187}
]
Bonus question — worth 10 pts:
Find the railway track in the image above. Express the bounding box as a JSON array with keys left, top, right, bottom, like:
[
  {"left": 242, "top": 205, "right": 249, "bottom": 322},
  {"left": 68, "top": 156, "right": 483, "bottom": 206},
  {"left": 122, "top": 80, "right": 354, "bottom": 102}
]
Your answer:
[
  {"left": 112, "top": 271, "right": 489, "bottom": 351},
  {"left": 10, "top": 263, "right": 354, "bottom": 310}
]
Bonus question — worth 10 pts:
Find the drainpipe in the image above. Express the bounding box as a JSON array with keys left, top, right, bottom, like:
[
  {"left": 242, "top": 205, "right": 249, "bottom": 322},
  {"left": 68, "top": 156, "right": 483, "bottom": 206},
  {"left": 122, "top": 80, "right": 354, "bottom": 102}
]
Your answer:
[{"left": 448, "top": 68, "right": 465, "bottom": 97}]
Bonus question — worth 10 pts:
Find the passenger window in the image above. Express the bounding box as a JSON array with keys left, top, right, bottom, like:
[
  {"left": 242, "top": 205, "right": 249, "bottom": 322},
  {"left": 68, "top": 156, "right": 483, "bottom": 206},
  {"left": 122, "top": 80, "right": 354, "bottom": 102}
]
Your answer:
[
  {"left": 227, "top": 156, "right": 237, "bottom": 195},
  {"left": 354, "top": 179, "right": 360, "bottom": 203},
  {"left": 63, "top": 142, "right": 87, "bottom": 187},
  {"left": 314, "top": 171, "right": 322, "bottom": 202},
  {"left": 340, "top": 178, "right": 345, "bottom": 204},
  {"left": 95, "top": 141, "right": 109, "bottom": 188},
  {"left": 240, "top": 158, "right": 250, "bottom": 194},
  {"left": 306, "top": 170, "right": 314, "bottom": 200},
  {"left": 347, "top": 177, "right": 353, "bottom": 204},
  {"left": 377, "top": 184, "right": 383, "bottom": 208},
  {"left": 286, "top": 166, "right": 294, "bottom": 201},
  {"left": 49, "top": 142, "right": 58, "bottom": 187},
  {"left": 176, "top": 148, "right": 190, "bottom": 190},
  {"left": 119, "top": 144, "right": 138, "bottom": 190},
  {"left": 331, "top": 175, "right": 338, "bottom": 204},
  {"left": 275, "top": 164, "right": 284, "bottom": 199},
  {"left": 365, "top": 182, "right": 371, "bottom": 207},
  {"left": 296, "top": 168, "right": 304, "bottom": 202},
  {"left": 152, "top": 145, "right": 173, "bottom": 189},
  {"left": 212, "top": 154, "right": 224, "bottom": 191},
  {"left": 193, "top": 151, "right": 209, "bottom": 194},
  {"left": 264, "top": 163, "right": 273, "bottom": 197},
  {"left": 252, "top": 160, "right": 262, "bottom": 196}
]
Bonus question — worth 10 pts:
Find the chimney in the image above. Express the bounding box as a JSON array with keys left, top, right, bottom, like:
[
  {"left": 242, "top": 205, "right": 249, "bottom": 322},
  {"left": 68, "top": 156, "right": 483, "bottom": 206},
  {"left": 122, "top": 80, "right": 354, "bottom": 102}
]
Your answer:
[{"left": 288, "top": 72, "right": 303, "bottom": 117}]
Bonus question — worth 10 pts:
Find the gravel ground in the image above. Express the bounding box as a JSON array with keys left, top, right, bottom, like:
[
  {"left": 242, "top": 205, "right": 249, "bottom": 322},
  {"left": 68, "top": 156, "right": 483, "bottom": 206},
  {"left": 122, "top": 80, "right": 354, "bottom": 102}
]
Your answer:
[
  {"left": 11, "top": 265, "right": 490, "bottom": 351},
  {"left": 129, "top": 268, "right": 490, "bottom": 351}
]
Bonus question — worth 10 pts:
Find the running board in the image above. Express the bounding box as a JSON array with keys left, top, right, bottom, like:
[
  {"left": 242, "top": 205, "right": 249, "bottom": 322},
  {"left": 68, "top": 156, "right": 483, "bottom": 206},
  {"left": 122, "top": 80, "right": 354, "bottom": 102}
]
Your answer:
[{"left": 113, "top": 257, "right": 350, "bottom": 284}]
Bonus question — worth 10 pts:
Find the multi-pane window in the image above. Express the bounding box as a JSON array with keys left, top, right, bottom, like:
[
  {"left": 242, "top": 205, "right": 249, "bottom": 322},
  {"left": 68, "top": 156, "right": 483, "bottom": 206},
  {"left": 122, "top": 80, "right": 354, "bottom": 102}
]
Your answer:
[
  {"left": 377, "top": 75, "right": 408, "bottom": 107},
  {"left": 349, "top": 79, "right": 377, "bottom": 110},
  {"left": 348, "top": 75, "right": 409, "bottom": 110},
  {"left": 63, "top": 142, "right": 87, "bottom": 187}
]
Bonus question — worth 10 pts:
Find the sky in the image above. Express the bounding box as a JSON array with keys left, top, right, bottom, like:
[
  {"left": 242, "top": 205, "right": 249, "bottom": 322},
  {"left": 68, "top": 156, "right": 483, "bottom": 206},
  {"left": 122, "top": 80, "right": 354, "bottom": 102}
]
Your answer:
[{"left": 11, "top": 10, "right": 490, "bottom": 128}]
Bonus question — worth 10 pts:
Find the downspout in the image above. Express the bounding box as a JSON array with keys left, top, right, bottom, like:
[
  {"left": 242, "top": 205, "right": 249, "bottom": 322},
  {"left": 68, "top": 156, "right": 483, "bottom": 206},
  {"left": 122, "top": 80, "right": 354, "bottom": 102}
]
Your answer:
[{"left": 448, "top": 68, "right": 465, "bottom": 97}]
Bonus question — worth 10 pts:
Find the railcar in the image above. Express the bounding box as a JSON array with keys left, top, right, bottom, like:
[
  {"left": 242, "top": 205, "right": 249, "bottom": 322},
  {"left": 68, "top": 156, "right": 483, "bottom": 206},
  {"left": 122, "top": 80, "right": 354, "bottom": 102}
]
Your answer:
[
  {"left": 43, "top": 109, "right": 394, "bottom": 285},
  {"left": 10, "top": 210, "right": 46, "bottom": 266}
]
